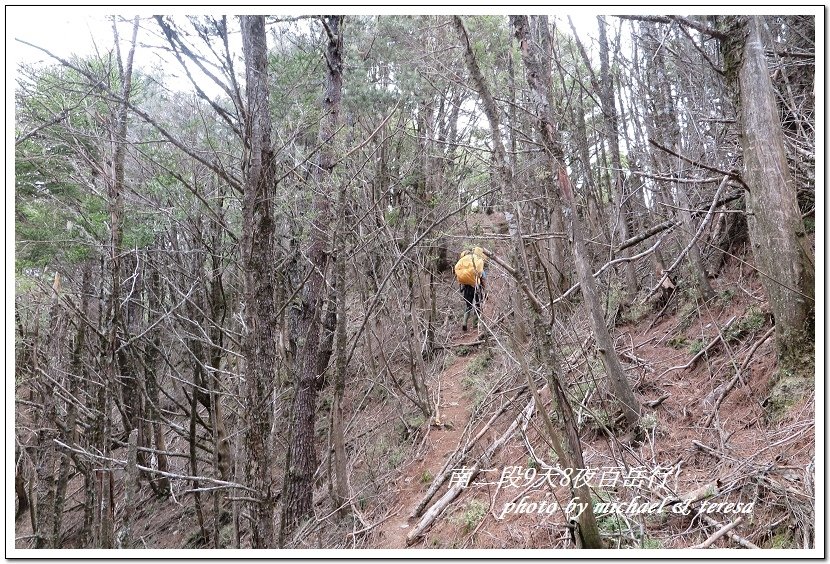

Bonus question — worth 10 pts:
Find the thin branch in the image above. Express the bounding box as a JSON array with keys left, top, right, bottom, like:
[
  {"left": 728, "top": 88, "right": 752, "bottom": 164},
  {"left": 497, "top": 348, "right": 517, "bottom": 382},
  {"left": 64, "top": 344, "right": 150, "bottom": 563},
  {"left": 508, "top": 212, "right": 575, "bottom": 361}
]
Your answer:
[
  {"left": 655, "top": 316, "right": 737, "bottom": 379},
  {"left": 646, "top": 175, "right": 729, "bottom": 300},
  {"left": 15, "top": 39, "right": 243, "bottom": 192},
  {"left": 16, "top": 110, "right": 69, "bottom": 146},
  {"left": 54, "top": 439, "right": 257, "bottom": 492},
  {"left": 345, "top": 187, "right": 498, "bottom": 368},
  {"left": 703, "top": 326, "right": 775, "bottom": 427},
  {"left": 699, "top": 515, "right": 760, "bottom": 549},
  {"left": 154, "top": 16, "right": 242, "bottom": 137},
  {"left": 676, "top": 22, "right": 725, "bottom": 75},
  {"left": 482, "top": 250, "right": 547, "bottom": 315},
  {"left": 649, "top": 138, "right": 745, "bottom": 188},
  {"left": 616, "top": 191, "right": 743, "bottom": 252},
  {"left": 614, "top": 15, "right": 727, "bottom": 40},
  {"left": 553, "top": 233, "right": 671, "bottom": 305},
  {"left": 691, "top": 516, "right": 745, "bottom": 549}
]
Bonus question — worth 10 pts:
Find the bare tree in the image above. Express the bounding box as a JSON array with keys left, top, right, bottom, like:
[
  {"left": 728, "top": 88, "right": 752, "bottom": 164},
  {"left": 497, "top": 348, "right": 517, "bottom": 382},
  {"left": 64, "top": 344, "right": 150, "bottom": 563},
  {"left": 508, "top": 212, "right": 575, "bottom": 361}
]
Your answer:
[
  {"left": 721, "top": 15, "right": 815, "bottom": 363},
  {"left": 240, "top": 15, "right": 279, "bottom": 548},
  {"left": 454, "top": 14, "right": 607, "bottom": 548},
  {"left": 511, "top": 16, "right": 640, "bottom": 430},
  {"left": 280, "top": 14, "right": 345, "bottom": 544},
  {"left": 597, "top": 16, "right": 639, "bottom": 298}
]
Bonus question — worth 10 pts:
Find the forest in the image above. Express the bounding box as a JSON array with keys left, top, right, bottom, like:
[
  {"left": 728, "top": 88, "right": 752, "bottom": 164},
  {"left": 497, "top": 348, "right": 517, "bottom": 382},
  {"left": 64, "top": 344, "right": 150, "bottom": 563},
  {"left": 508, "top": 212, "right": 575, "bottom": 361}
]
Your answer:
[{"left": 13, "top": 12, "right": 817, "bottom": 553}]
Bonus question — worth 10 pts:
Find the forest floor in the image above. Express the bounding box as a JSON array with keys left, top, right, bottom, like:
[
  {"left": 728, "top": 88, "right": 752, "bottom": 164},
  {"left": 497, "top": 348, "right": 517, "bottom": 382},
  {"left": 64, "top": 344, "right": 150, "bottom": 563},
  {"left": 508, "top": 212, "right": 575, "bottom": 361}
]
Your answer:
[
  {"left": 373, "top": 240, "right": 510, "bottom": 548},
  {"left": 373, "top": 331, "right": 482, "bottom": 548},
  {"left": 14, "top": 213, "right": 815, "bottom": 551},
  {"left": 368, "top": 212, "right": 815, "bottom": 550}
]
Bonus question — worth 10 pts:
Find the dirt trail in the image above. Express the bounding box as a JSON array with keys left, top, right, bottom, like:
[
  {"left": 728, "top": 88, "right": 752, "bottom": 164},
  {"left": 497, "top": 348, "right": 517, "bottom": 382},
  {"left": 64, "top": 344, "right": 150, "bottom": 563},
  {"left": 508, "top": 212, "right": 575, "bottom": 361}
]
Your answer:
[
  {"left": 375, "top": 227, "right": 508, "bottom": 548},
  {"left": 374, "top": 337, "right": 479, "bottom": 548}
]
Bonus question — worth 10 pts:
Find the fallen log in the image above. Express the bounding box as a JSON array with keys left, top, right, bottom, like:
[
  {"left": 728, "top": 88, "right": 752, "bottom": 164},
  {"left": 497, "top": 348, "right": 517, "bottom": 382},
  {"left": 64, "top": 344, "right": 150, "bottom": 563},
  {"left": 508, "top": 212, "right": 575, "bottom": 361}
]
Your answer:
[
  {"left": 406, "top": 397, "right": 535, "bottom": 545},
  {"left": 411, "top": 388, "right": 525, "bottom": 518},
  {"left": 691, "top": 516, "right": 744, "bottom": 549},
  {"left": 699, "top": 514, "right": 759, "bottom": 549}
]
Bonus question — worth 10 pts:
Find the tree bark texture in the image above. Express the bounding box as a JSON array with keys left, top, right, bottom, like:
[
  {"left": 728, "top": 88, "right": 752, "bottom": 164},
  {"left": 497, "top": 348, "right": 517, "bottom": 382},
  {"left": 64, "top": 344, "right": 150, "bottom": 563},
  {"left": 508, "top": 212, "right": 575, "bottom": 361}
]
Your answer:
[
  {"left": 34, "top": 274, "right": 66, "bottom": 548},
  {"left": 723, "top": 15, "right": 814, "bottom": 362},
  {"left": 111, "top": 16, "right": 142, "bottom": 436},
  {"left": 240, "top": 15, "right": 278, "bottom": 548},
  {"left": 280, "top": 14, "right": 344, "bottom": 545},
  {"left": 332, "top": 194, "right": 349, "bottom": 514},
  {"left": 598, "top": 16, "right": 639, "bottom": 297},
  {"left": 643, "top": 22, "right": 714, "bottom": 301},
  {"left": 512, "top": 15, "right": 640, "bottom": 430}
]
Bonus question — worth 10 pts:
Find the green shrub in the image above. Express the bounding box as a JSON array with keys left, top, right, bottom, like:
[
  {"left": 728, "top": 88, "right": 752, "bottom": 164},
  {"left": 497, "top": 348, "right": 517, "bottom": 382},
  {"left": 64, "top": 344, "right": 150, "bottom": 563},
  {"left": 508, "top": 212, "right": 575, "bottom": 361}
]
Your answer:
[
  {"left": 407, "top": 413, "right": 426, "bottom": 429},
  {"left": 621, "top": 302, "right": 651, "bottom": 325},
  {"left": 388, "top": 445, "right": 406, "bottom": 468},
  {"left": 766, "top": 368, "right": 813, "bottom": 423},
  {"left": 640, "top": 413, "right": 658, "bottom": 430},
  {"left": 718, "top": 288, "right": 736, "bottom": 305},
  {"left": 720, "top": 306, "right": 766, "bottom": 343},
  {"left": 739, "top": 306, "right": 766, "bottom": 333},
  {"left": 453, "top": 500, "right": 488, "bottom": 534},
  {"left": 467, "top": 350, "right": 492, "bottom": 376},
  {"left": 667, "top": 335, "right": 688, "bottom": 349},
  {"left": 642, "top": 537, "right": 662, "bottom": 549},
  {"left": 676, "top": 296, "right": 698, "bottom": 331},
  {"left": 769, "top": 531, "right": 794, "bottom": 549},
  {"left": 688, "top": 339, "right": 705, "bottom": 355},
  {"left": 461, "top": 372, "right": 489, "bottom": 411},
  {"left": 385, "top": 207, "right": 400, "bottom": 226},
  {"left": 598, "top": 514, "right": 623, "bottom": 535}
]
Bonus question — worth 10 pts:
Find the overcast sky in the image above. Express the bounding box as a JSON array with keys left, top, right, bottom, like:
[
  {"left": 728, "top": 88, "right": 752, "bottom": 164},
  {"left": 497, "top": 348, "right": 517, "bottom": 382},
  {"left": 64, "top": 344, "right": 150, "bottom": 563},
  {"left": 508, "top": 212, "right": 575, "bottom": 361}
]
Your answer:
[
  {"left": 9, "top": 8, "right": 607, "bottom": 68},
  {"left": 13, "top": 12, "right": 115, "bottom": 65},
  {"left": 8, "top": 6, "right": 822, "bottom": 76}
]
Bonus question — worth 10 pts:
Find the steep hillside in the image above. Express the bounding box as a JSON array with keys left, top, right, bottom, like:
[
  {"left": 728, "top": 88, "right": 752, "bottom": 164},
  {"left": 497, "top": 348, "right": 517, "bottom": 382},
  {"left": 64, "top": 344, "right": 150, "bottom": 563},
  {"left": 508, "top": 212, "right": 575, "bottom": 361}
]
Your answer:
[
  {"left": 363, "top": 214, "right": 815, "bottom": 551},
  {"left": 14, "top": 11, "right": 817, "bottom": 554},
  {"left": 14, "top": 212, "right": 814, "bottom": 552}
]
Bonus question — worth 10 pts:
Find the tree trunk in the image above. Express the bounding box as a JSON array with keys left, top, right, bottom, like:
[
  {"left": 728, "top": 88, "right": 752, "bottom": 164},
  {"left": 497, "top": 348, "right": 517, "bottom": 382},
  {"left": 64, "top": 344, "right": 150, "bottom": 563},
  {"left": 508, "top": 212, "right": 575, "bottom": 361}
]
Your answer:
[
  {"left": 34, "top": 274, "right": 65, "bottom": 548},
  {"left": 570, "top": 88, "right": 604, "bottom": 254},
  {"left": 644, "top": 22, "right": 714, "bottom": 300},
  {"left": 240, "top": 15, "right": 278, "bottom": 548},
  {"left": 117, "top": 429, "right": 139, "bottom": 548},
  {"left": 457, "top": 14, "right": 606, "bottom": 549},
  {"left": 332, "top": 196, "right": 349, "bottom": 515},
  {"left": 674, "top": 179, "right": 715, "bottom": 300},
  {"left": 280, "top": 15, "right": 344, "bottom": 545},
  {"left": 722, "top": 15, "right": 814, "bottom": 363},
  {"left": 547, "top": 350, "right": 604, "bottom": 549},
  {"left": 598, "top": 16, "right": 638, "bottom": 298},
  {"left": 110, "top": 16, "right": 142, "bottom": 437},
  {"left": 144, "top": 263, "right": 171, "bottom": 497},
  {"left": 535, "top": 16, "right": 571, "bottom": 294},
  {"left": 512, "top": 15, "right": 640, "bottom": 429},
  {"left": 61, "top": 261, "right": 92, "bottom": 545}
]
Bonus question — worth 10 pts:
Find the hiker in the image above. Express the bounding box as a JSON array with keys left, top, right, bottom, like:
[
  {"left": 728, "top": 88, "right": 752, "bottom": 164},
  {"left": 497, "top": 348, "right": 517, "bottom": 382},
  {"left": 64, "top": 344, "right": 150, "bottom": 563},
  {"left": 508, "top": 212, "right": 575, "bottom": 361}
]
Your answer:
[{"left": 453, "top": 247, "right": 488, "bottom": 332}]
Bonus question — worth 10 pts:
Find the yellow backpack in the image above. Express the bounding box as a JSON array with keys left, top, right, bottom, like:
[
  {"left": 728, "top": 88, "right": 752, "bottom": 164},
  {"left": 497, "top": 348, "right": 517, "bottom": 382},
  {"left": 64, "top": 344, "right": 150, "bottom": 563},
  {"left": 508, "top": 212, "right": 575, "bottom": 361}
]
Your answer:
[
  {"left": 472, "top": 246, "right": 486, "bottom": 262},
  {"left": 454, "top": 248, "right": 486, "bottom": 286}
]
